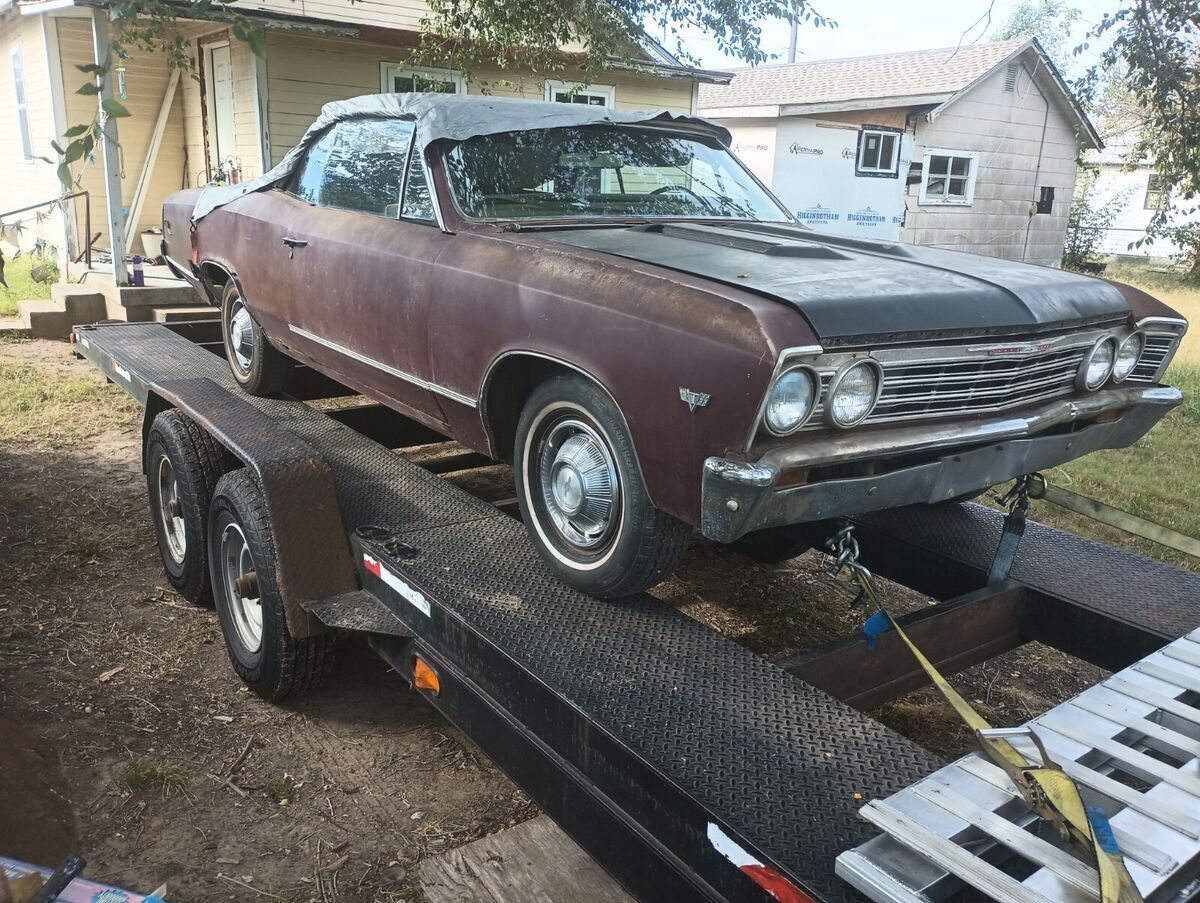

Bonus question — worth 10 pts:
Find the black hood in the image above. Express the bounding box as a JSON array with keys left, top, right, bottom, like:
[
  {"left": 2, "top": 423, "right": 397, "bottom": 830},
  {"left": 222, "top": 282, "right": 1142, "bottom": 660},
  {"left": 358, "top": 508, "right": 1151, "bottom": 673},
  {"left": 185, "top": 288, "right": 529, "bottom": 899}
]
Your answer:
[{"left": 542, "top": 222, "right": 1131, "bottom": 343}]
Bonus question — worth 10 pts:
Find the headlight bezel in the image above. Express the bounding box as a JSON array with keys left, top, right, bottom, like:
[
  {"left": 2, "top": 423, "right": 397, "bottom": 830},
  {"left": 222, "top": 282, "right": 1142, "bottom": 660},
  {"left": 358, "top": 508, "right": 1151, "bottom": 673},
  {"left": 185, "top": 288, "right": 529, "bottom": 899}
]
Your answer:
[
  {"left": 1077, "top": 335, "right": 1118, "bottom": 391},
  {"left": 1112, "top": 331, "right": 1145, "bottom": 383},
  {"left": 763, "top": 365, "right": 819, "bottom": 436},
  {"left": 824, "top": 358, "right": 883, "bottom": 429}
]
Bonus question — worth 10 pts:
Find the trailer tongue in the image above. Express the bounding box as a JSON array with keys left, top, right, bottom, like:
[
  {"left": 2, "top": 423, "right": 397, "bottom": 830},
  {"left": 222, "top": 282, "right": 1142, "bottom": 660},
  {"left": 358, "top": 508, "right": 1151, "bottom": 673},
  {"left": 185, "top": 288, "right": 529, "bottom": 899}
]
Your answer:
[{"left": 74, "top": 320, "right": 1200, "bottom": 902}]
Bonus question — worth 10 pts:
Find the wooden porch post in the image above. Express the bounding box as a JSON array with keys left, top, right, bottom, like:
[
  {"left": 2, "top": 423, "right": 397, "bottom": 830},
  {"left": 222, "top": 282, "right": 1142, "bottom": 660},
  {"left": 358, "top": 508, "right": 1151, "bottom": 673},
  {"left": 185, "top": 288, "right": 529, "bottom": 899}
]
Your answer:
[{"left": 90, "top": 6, "right": 128, "bottom": 285}]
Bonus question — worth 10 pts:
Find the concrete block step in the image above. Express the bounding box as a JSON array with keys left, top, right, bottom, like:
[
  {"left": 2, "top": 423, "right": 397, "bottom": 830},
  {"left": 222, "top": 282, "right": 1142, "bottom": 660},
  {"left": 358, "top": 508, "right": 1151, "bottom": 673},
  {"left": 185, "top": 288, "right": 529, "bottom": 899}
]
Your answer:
[
  {"left": 153, "top": 305, "right": 219, "bottom": 323},
  {"left": 0, "top": 317, "right": 32, "bottom": 338},
  {"left": 16, "top": 301, "right": 70, "bottom": 340},
  {"left": 50, "top": 287, "right": 107, "bottom": 324}
]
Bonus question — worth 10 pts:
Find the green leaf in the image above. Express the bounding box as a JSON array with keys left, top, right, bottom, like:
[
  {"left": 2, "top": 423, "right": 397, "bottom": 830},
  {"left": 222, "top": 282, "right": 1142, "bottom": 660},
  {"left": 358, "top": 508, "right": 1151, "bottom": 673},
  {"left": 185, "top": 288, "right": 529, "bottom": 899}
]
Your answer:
[
  {"left": 76, "top": 83, "right": 101, "bottom": 95},
  {"left": 63, "top": 140, "right": 86, "bottom": 164},
  {"left": 82, "top": 135, "right": 95, "bottom": 157},
  {"left": 101, "top": 98, "right": 130, "bottom": 118},
  {"left": 76, "top": 62, "right": 108, "bottom": 75},
  {"left": 246, "top": 27, "right": 266, "bottom": 58},
  {"left": 57, "top": 162, "right": 73, "bottom": 190},
  {"left": 64, "top": 124, "right": 89, "bottom": 137},
  {"left": 50, "top": 140, "right": 64, "bottom": 155}
]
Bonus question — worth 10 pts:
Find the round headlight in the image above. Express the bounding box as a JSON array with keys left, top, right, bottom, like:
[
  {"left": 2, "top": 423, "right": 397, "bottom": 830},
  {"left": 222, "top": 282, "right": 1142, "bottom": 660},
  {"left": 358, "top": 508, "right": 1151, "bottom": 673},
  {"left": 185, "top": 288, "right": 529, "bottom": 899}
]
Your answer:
[
  {"left": 1078, "top": 337, "right": 1117, "bottom": 391},
  {"left": 825, "top": 360, "right": 880, "bottom": 428},
  {"left": 764, "top": 367, "right": 816, "bottom": 434},
  {"left": 1113, "top": 333, "right": 1143, "bottom": 382}
]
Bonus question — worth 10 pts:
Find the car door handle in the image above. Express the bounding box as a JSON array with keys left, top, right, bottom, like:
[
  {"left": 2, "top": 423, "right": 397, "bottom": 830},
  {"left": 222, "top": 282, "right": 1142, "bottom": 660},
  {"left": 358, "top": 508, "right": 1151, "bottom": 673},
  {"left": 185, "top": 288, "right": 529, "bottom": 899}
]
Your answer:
[{"left": 281, "top": 236, "right": 308, "bottom": 258}]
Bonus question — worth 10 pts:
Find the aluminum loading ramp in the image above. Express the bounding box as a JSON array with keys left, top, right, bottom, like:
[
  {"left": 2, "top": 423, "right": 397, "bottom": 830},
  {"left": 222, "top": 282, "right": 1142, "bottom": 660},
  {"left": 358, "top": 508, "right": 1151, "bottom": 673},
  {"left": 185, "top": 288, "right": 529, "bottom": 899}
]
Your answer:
[
  {"left": 75, "top": 320, "right": 1200, "bottom": 903},
  {"left": 837, "top": 627, "right": 1200, "bottom": 903}
]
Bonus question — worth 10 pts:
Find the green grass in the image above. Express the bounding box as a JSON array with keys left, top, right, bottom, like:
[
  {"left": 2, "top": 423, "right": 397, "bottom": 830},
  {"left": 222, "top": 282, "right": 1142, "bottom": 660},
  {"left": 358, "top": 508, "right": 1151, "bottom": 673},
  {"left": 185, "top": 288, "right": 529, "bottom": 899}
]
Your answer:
[
  {"left": 119, "top": 759, "right": 189, "bottom": 794},
  {"left": 0, "top": 254, "right": 57, "bottom": 318},
  {"left": 0, "top": 354, "right": 137, "bottom": 445}
]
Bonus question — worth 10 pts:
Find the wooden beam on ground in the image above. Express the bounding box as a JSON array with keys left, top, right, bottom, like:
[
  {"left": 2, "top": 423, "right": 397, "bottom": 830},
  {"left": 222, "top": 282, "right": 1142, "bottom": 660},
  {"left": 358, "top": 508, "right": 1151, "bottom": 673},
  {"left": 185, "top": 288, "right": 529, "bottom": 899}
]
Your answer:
[{"left": 418, "top": 815, "right": 633, "bottom": 903}]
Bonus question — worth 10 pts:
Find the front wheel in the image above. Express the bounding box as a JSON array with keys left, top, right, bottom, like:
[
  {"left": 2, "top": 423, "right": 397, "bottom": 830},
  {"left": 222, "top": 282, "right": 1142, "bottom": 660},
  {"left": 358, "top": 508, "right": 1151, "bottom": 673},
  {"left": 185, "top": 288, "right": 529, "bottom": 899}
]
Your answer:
[{"left": 514, "top": 374, "right": 690, "bottom": 599}]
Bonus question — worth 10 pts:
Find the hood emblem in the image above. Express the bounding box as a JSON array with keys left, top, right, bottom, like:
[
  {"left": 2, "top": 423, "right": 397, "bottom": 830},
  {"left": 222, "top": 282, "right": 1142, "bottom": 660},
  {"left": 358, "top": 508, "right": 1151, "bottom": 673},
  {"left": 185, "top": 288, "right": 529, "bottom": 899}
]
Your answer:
[
  {"left": 967, "top": 336, "right": 1066, "bottom": 356},
  {"left": 679, "top": 388, "right": 711, "bottom": 412}
]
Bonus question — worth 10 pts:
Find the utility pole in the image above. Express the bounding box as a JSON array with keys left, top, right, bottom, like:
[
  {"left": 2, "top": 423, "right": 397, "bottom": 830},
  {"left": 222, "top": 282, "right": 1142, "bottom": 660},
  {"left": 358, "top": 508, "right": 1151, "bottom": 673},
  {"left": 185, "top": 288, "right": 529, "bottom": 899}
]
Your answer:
[
  {"left": 91, "top": 6, "right": 128, "bottom": 285},
  {"left": 787, "top": 0, "right": 799, "bottom": 63}
]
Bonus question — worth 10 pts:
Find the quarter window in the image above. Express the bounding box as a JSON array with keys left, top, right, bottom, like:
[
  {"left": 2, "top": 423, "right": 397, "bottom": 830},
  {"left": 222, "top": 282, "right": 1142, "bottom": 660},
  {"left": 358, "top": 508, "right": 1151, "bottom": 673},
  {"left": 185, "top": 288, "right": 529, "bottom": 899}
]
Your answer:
[
  {"left": 381, "top": 64, "right": 463, "bottom": 95},
  {"left": 402, "top": 147, "right": 436, "bottom": 222},
  {"left": 291, "top": 118, "right": 414, "bottom": 217},
  {"left": 11, "top": 46, "right": 33, "bottom": 161},
  {"left": 919, "top": 149, "right": 978, "bottom": 205},
  {"left": 544, "top": 80, "right": 615, "bottom": 107},
  {"left": 856, "top": 128, "right": 899, "bottom": 177},
  {"left": 1145, "top": 173, "right": 1167, "bottom": 210}
]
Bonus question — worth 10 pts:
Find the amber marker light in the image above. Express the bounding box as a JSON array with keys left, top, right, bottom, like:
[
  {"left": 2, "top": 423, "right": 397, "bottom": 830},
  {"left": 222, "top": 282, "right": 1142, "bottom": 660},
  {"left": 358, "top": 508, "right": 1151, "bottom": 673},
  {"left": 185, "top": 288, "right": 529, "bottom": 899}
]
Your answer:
[{"left": 413, "top": 657, "right": 441, "bottom": 695}]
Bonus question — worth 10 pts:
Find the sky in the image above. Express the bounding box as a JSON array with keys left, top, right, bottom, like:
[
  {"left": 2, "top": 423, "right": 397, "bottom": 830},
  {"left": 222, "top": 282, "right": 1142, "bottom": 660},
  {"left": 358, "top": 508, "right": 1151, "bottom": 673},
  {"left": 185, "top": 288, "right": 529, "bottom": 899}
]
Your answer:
[{"left": 670, "top": 0, "right": 1117, "bottom": 76}]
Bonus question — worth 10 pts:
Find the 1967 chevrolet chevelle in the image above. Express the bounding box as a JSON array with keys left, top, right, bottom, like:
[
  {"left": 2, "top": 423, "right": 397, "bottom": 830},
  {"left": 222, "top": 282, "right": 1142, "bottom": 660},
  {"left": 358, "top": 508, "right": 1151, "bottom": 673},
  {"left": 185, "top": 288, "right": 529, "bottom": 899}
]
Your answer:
[{"left": 163, "top": 94, "right": 1187, "bottom": 598}]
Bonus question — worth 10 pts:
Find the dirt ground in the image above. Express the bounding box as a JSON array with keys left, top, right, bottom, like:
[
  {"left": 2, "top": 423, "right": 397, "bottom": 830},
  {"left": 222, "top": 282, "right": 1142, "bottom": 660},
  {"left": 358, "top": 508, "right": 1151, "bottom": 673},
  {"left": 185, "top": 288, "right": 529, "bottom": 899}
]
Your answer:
[{"left": 0, "top": 339, "right": 1107, "bottom": 901}]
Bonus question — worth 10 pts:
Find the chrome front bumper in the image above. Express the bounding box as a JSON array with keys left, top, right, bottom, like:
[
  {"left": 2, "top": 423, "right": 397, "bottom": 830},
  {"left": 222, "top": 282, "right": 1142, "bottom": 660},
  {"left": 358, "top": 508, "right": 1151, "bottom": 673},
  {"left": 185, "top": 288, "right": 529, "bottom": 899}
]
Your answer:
[{"left": 700, "top": 385, "right": 1182, "bottom": 543}]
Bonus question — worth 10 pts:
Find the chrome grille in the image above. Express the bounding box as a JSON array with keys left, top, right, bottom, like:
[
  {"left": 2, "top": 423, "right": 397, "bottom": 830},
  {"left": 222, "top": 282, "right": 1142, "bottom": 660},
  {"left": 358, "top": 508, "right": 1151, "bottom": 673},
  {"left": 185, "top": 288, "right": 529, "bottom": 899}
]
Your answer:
[{"left": 1125, "top": 332, "right": 1178, "bottom": 384}]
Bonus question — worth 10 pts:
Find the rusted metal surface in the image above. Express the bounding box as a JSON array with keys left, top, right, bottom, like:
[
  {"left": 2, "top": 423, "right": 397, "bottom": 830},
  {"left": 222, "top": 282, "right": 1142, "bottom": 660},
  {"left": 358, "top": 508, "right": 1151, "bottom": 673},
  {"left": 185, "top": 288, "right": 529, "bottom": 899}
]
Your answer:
[{"left": 780, "top": 583, "right": 1029, "bottom": 711}]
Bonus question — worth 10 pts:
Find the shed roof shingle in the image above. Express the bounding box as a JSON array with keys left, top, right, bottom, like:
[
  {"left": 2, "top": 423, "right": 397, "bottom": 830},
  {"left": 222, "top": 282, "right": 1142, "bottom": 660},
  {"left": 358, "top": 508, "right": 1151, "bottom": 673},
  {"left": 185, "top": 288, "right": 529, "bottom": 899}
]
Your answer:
[{"left": 698, "top": 39, "right": 1028, "bottom": 110}]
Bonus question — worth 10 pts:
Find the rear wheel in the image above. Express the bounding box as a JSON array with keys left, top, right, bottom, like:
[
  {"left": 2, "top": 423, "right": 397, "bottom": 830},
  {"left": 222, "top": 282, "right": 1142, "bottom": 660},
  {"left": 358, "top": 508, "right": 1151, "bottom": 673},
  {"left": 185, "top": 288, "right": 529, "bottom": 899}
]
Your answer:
[
  {"left": 221, "top": 281, "right": 291, "bottom": 396},
  {"left": 145, "top": 410, "right": 230, "bottom": 604},
  {"left": 514, "top": 374, "right": 690, "bottom": 599},
  {"left": 208, "top": 470, "right": 335, "bottom": 700}
]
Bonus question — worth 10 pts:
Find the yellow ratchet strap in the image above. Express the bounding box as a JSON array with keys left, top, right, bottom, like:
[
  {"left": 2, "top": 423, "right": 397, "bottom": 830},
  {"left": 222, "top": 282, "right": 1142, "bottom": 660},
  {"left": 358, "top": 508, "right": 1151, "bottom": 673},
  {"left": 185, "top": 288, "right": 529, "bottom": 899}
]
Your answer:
[{"left": 851, "top": 568, "right": 1143, "bottom": 903}]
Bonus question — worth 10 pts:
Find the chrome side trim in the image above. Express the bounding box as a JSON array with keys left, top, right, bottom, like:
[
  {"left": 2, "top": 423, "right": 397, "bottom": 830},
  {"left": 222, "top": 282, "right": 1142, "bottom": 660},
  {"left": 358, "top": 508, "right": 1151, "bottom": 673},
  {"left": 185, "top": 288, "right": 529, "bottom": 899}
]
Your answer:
[{"left": 287, "top": 325, "right": 477, "bottom": 408}]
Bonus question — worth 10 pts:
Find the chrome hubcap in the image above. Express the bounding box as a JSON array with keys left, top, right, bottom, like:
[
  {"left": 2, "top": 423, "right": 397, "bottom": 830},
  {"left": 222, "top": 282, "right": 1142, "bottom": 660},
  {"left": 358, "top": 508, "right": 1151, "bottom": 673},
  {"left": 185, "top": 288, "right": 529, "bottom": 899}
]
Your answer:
[
  {"left": 228, "top": 298, "right": 254, "bottom": 373},
  {"left": 221, "top": 523, "right": 263, "bottom": 652},
  {"left": 157, "top": 456, "right": 186, "bottom": 563},
  {"left": 538, "top": 419, "right": 619, "bottom": 550}
]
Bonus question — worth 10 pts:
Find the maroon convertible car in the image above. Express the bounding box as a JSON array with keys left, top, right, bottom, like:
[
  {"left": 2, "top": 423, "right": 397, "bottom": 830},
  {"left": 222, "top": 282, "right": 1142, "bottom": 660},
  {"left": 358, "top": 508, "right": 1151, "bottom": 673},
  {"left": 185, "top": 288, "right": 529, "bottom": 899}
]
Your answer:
[{"left": 162, "top": 93, "right": 1187, "bottom": 598}]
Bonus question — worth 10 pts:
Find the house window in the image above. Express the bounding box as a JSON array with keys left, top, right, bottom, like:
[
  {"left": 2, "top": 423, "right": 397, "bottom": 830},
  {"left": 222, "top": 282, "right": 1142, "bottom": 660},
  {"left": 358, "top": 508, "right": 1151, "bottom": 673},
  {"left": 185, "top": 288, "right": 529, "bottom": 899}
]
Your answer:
[
  {"left": 11, "top": 46, "right": 34, "bottom": 161},
  {"left": 856, "top": 127, "right": 900, "bottom": 177},
  {"left": 1145, "top": 173, "right": 1167, "bottom": 210},
  {"left": 381, "top": 64, "right": 463, "bottom": 95},
  {"left": 918, "top": 149, "right": 978, "bottom": 205},
  {"left": 544, "top": 80, "right": 615, "bottom": 107}
]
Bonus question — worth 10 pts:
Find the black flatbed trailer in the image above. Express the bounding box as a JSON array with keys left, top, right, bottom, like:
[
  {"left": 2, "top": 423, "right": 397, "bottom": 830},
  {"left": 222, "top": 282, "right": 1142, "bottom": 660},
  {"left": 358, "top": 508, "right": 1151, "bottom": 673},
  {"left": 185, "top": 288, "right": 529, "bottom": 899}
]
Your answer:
[{"left": 73, "top": 320, "right": 1200, "bottom": 903}]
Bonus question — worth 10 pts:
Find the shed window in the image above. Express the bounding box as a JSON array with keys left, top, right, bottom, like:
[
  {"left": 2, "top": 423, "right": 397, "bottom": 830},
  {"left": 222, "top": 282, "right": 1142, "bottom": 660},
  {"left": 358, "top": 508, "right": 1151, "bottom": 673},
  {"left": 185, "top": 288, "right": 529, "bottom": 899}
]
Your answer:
[
  {"left": 856, "top": 128, "right": 899, "bottom": 177},
  {"left": 292, "top": 118, "right": 414, "bottom": 217},
  {"left": 1036, "top": 186, "right": 1055, "bottom": 215},
  {"left": 381, "top": 64, "right": 463, "bottom": 95},
  {"left": 544, "top": 80, "right": 615, "bottom": 107},
  {"left": 11, "top": 46, "right": 33, "bottom": 161},
  {"left": 1145, "top": 173, "right": 1167, "bottom": 210},
  {"left": 918, "top": 149, "right": 978, "bottom": 205}
]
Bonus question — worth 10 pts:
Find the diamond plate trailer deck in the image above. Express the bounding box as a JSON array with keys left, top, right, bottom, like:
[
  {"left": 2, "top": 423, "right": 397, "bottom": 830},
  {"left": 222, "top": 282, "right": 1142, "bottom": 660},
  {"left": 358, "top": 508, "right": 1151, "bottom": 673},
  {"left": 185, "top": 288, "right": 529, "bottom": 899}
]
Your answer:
[{"left": 72, "top": 321, "right": 1200, "bottom": 903}]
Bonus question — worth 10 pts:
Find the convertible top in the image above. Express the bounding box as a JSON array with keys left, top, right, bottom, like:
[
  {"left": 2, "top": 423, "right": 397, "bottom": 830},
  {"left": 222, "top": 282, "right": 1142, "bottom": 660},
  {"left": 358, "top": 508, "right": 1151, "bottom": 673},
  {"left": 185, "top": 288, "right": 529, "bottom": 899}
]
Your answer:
[{"left": 192, "top": 92, "right": 731, "bottom": 222}]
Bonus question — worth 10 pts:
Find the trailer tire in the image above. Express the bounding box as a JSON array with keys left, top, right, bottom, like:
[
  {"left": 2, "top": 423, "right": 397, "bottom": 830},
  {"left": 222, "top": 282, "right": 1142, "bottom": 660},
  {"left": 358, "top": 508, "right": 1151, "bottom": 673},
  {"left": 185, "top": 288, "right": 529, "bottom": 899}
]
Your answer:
[
  {"left": 515, "top": 374, "right": 690, "bottom": 599},
  {"left": 145, "top": 410, "right": 230, "bottom": 604},
  {"left": 208, "top": 470, "right": 335, "bottom": 700},
  {"left": 221, "top": 281, "right": 291, "bottom": 396}
]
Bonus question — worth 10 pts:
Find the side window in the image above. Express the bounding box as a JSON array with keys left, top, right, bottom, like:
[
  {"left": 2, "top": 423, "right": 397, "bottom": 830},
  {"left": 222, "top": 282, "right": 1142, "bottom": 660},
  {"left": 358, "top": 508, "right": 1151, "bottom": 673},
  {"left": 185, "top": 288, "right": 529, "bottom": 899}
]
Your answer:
[
  {"left": 402, "top": 147, "right": 436, "bottom": 222},
  {"left": 290, "top": 118, "right": 414, "bottom": 216}
]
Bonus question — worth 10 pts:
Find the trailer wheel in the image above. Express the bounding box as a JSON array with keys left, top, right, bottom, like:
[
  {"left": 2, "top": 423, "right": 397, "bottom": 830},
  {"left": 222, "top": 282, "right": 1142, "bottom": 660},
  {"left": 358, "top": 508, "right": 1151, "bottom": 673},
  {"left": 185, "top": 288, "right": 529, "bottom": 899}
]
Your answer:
[
  {"left": 515, "top": 374, "right": 690, "bottom": 599},
  {"left": 145, "top": 410, "right": 229, "bottom": 604},
  {"left": 208, "top": 470, "right": 335, "bottom": 700},
  {"left": 221, "top": 281, "right": 291, "bottom": 396}
]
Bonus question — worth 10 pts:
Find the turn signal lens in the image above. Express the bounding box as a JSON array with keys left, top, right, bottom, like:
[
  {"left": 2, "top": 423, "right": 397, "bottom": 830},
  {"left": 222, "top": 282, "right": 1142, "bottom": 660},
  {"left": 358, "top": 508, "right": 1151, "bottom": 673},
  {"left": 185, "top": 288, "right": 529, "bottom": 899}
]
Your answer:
[
  {"left": 413, "top": 657, "right": 441, "bottom": 695},
  {"left": 1113, "top": 333, "right": 1143, "bottom": 382},
  {"left": 826, "top": 360, "right": 880, "bottom": 428},
  {"left": 765, "top": 367, "right": 816, "bottom": 434}
]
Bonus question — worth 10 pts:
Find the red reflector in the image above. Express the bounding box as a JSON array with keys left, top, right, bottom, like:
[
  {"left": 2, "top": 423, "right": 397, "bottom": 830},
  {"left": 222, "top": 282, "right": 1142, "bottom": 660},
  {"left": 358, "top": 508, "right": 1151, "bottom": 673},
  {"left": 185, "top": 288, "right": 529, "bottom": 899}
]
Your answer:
[{"left": 741, "top": 864, "right": 816, "bottom": 903}]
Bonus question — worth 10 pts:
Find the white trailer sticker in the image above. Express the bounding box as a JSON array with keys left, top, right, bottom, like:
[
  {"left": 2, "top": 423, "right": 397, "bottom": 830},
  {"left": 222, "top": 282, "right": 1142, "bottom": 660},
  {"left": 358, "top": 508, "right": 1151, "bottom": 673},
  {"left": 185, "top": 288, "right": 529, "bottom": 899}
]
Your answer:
[{"left": 363, "top": 553, "right": 431, "bottom": 617}]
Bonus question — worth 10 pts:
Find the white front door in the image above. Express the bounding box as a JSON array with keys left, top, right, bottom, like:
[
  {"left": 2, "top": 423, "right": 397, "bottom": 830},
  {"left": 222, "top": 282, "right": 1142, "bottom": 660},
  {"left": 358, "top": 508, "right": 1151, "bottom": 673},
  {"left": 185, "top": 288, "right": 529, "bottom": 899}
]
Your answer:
[{"left": 207, "top": 43, "right": 236, "bottom": 178}]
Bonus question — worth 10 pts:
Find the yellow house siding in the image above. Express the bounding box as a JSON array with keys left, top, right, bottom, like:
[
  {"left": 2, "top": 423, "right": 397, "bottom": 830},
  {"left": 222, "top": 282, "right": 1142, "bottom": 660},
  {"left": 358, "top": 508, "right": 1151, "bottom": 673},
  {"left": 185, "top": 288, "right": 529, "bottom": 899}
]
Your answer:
[
  {"left": 265, "top": 30, "right": 696, "bottom": 165},
  {"left": 238, "top": 0, "right": 428, "bottom": 31},
  {"left": 0, "top": 16, "right": 66, "bottom": 254},
  {"left": 57, "top": 17, "right": 188, "bottom": 248}
]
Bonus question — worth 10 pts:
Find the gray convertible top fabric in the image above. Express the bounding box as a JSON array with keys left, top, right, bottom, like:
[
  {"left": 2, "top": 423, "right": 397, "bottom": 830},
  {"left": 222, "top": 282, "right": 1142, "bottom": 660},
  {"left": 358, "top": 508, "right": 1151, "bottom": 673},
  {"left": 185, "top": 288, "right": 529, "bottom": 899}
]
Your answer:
[{"left": 192, "top": 92, "right": 730, "bottom": 222}]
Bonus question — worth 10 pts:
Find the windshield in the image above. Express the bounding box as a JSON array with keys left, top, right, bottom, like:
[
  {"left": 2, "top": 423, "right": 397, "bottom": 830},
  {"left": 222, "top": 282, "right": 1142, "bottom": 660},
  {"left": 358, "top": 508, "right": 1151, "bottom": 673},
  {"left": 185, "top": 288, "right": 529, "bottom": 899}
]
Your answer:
[{"left": 443, "top": 124, "right": 789, "bottom": 222}]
